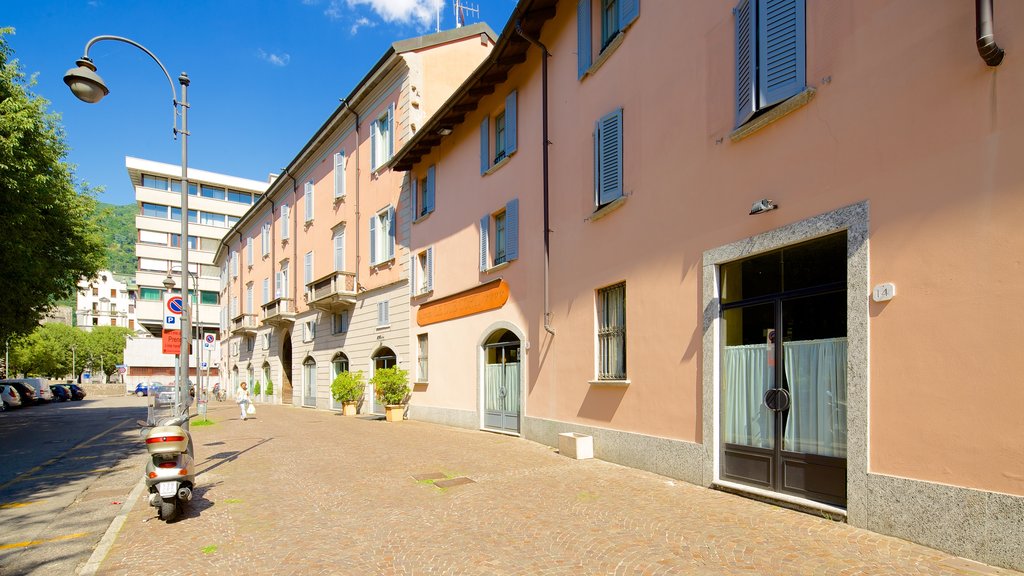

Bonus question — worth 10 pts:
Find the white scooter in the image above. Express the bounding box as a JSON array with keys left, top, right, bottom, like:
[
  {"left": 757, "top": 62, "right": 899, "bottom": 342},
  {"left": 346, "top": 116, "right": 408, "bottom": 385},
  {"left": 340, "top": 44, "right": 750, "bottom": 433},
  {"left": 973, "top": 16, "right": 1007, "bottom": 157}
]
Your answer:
[{"left": 138, "top": 386, "right": 196, "bottom": 522}]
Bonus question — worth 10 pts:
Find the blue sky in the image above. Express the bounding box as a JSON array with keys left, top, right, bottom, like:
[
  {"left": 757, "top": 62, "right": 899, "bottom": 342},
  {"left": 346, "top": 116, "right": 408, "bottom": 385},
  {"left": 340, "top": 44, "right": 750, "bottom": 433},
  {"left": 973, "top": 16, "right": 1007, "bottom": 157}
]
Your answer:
[{"left": 5, "top": 0, "right": 516, "bottom": 206}]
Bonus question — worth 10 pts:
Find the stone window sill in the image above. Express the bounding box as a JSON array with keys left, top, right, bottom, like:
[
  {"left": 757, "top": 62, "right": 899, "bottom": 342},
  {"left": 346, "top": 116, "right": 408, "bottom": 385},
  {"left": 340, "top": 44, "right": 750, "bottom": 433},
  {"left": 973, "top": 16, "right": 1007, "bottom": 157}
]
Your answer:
[
  {"left": 730, "top": 87, "right": 816, "bottom": 143},
  {"left": 588, "top": 379, "right": 630, "bottom": 387},
  {"left": 484, "top": 261, "right": 511, "bottom": 274},
  {"left": 586, "top": 195, "right": 628, "bottom": 222},
  {"left": 483, "top": 152, "right": 515, "bottom": 176}
]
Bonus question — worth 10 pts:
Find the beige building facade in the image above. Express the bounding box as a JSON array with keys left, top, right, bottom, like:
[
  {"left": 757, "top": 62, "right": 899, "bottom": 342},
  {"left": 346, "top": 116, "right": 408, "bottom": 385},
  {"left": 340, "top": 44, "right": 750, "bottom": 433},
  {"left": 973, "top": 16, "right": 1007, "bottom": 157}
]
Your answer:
[
  {"left": 391, "top": 0, "right": 1024, "bottom": 571},
  {"left": 217, "top": 25, "right": 495, "bottom": 407}
]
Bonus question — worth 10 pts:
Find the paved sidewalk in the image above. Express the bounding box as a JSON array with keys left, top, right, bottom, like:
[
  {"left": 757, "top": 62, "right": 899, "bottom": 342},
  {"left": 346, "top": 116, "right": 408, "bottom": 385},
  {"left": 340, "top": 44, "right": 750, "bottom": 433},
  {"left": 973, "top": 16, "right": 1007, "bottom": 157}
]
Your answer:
[{"left": 93, "top": 402, "right": 1019, "bottom": 575}]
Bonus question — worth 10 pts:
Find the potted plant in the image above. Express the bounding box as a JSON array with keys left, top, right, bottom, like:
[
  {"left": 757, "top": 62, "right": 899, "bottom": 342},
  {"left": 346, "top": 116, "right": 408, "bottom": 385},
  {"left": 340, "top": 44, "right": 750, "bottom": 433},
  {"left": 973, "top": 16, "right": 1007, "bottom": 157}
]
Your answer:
[
  {"left": 371, "top": 367, "right": 410, "bottom": 422},
  {"left": 253, "top": 381, "right": 262, "bottom": 399},
  {"left": 265, "top": 379, "right": 274, "bottom": 399},
  {"left": 330, "top": 370, "right": 364, "bottom": 416}
]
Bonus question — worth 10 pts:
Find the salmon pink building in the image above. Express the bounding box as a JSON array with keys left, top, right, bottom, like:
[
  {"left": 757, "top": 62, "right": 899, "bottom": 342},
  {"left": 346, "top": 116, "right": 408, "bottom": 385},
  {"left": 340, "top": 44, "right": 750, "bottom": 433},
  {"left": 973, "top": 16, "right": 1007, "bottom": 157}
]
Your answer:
[
  {"left": 391, "top": 0, "right": 1024, "bottom": 570},
  {"left": 217, "top": 25, "right": 495, "bottom": 409}
]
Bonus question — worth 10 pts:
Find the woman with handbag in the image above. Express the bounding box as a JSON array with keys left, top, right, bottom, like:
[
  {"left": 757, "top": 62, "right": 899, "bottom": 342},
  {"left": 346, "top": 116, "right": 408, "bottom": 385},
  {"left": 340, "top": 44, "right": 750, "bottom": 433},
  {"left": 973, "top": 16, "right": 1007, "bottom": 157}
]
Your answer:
[{"left": 237, "top": 381, "right": 251, "bottom": 421}]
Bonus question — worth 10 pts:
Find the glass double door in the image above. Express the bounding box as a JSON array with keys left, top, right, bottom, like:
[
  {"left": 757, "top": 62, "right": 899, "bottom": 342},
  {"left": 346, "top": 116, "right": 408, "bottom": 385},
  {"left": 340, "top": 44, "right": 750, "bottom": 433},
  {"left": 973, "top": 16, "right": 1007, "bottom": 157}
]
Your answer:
[{"left": 720, "top": 233, "right": 848, "bottom": 507}]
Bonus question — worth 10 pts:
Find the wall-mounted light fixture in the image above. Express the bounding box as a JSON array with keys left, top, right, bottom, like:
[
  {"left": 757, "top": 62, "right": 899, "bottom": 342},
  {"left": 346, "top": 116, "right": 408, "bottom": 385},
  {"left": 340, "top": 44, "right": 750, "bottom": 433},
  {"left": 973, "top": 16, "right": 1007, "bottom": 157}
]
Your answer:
[
  {"left": 749, "top": 199, "right": 778, "bottom": 215},
  {"left": 436, "top": 127, "right": 453, "bottom": 136}
]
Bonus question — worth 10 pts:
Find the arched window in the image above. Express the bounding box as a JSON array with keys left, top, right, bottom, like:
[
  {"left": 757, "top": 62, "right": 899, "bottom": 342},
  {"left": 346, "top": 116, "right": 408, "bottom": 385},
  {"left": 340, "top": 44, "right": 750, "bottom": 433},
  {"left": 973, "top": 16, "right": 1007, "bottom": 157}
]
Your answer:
[{"left": 302, "top": 356, "right": 317, "bottom": 408}]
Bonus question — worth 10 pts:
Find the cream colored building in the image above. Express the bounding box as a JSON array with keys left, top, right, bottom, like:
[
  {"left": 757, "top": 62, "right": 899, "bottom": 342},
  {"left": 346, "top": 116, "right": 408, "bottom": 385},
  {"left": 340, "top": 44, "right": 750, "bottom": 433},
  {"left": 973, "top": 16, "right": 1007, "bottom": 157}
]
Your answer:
[
  {"left": 129, "top": 156, "right": 270, "bottom": 339},
  {"left": 75, "top": 270, "right": 140, "bottom": 333}
]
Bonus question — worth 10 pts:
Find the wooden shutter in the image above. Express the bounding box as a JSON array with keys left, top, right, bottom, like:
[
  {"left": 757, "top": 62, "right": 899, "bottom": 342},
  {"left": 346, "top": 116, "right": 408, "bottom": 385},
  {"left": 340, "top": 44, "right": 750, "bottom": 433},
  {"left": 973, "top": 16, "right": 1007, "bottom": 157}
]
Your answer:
[
  {"left": 595, "top": 108, "right": 624, "bottom": 206},
  {"left": 425, "top": 165, "right": 436, "bottom": 212},
  {"left": 734, "top": 0, "right": 758, "bottom": 127},
  {"left": 425, "top": 247, "right": 434, "bottom": 292},
  {"left": 246, "top": 238, "right": 253, "bottom": 266},
  {"left": 304, "top": 181, "right": 314, "bottom": 222},
  {"left": 480, "top": 116, "right": 490, "bottom": 174},
  {"left": 334, "top": 152, "right": 345, "bottom": 198},
  {"left": 577, "top": 0, "right": 592, "bottom": 79},
  {"left": 759, "top": 0, "right": 805, "bottom": 107},
  {"left": 369, "top": 215, "right": 377, "bottom": 264},
  {"left": 304, "top": 251, "right": 313, "bottom": 285},
  {"left": 411, "top": 177, "right": 418, "bottom": 218},
  {"left": 281, "top": 204, "right": 290, "bottom": 239},
  {"left": 479, "top": 215, "right": 489, "bottom": 271},
  {"left": 387, "top": 103, "right": 396, "bottom": 158},
  {"left": 371, "top": 118, "right": 378, "bottom": 168},
  {"left": 505, "top": 90, "right": 517, "bottom": 155},
  {"left": 505, "top": 199, "right": 519, "bottom": 261},
  {"left": 387, "top": 205, "right": 396, "bottom": 260},
  {"left": 620, "top": 0, "right": 640, "bottom": 28}
]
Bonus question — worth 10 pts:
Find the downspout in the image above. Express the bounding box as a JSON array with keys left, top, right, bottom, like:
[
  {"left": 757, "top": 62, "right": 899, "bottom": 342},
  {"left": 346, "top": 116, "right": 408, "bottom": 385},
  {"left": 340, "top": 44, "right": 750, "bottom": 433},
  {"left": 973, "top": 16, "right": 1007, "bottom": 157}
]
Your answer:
[
  {"left": 977, "top": 0, "right": 1004, "bottom": 66},
  {"left": 515, "top": 21, "right": 555, "bottom": 336},
  {"left": 341, "top": 99, "right": 362, "bottom": 291}
]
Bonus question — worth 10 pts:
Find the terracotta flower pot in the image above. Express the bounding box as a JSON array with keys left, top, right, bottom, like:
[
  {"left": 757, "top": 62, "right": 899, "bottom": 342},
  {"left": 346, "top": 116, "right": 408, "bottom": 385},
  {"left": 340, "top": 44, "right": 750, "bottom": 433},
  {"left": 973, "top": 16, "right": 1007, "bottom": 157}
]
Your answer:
[
  {"left": 342, "top": 401, "right": 358, "bottom": 416},
  {"left": 385, "top": 404, "right": 405, "bottom": 422}
]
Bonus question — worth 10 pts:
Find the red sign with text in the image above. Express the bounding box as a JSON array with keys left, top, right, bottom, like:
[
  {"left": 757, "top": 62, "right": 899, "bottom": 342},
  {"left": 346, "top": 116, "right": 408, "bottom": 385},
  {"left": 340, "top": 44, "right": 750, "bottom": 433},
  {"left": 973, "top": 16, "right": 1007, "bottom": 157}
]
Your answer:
[{"left": 162, "top": 329, "right": 181, "bottom": 355}]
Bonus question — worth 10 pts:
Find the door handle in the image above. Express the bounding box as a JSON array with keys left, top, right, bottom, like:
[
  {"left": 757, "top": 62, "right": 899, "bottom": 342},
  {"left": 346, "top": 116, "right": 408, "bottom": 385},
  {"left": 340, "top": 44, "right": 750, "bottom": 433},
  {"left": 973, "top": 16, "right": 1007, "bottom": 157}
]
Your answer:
[{"left": 763, "top": 389, "right": 778, "bottom": 411}]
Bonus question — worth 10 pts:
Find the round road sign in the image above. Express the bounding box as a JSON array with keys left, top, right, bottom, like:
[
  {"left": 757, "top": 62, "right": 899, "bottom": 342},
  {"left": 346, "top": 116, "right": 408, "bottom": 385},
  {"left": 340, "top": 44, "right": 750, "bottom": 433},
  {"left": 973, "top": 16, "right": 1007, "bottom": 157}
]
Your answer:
[{"left": 167, "top": 296, "right": 184, "bottom": 314}]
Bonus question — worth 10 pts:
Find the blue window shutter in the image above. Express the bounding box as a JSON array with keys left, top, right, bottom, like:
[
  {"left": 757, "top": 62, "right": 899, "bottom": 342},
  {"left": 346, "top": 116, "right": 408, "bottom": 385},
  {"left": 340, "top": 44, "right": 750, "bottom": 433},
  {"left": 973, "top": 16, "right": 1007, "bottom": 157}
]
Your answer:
[
  {"left": 759, "top": 0, "right": 805, "bottom": 108},
  {"left": 369, "top": 215, "right": 377, "bottom": 264},
  {"left": 334, "top": 152, "right": 345, "bottom": 198},
  {"left": 425, "top": 247, "right": 433, "bottom": 291},
  {"left": 426, "top": 165, "right": 436, "bottom": 213},
  {"left": 505, "top": 90, "right": 517, "bottom": 155},
  {"left": 480, "top": 116, "right": 490, "bottom": 174},
  {"left": 734, "top": 0, "right": 758, "bottom": 127},
  {"left": 619, "top": 0, "right": 639, "bottom": 28},
  {"left": 370, "top": 120, "right": 378, "bottom": 169},
  {"left": 387, "top": 102, "right": 396, "bottom": 158},
  {"left": 505, "top": 198, "right": 519, "bottom": 261},
  {"left": 596, "top": 108, "right": 623, "bottom": 206},
  {"left": 411, "top": 176, "right": 418, "bottom": 218},
  {"left": 577, "top": 0, "right": 592, "bottom": 79},
  {"left": 387, "top": 205, "right": 396, "bottom": 260},
  {"left": 479, "top": 215, "right": 489, "bottom": 271},
  {"left": 409, "top": 253, "right": 417, "bottom": 295}
]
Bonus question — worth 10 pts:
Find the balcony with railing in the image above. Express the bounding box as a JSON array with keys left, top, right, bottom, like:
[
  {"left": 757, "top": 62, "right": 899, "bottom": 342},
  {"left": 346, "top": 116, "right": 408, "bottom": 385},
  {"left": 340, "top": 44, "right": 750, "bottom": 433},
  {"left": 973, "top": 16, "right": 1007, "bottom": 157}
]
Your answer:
[
  {"left": 230, "top": 313, "right": 259, "bottom": 336},
  {"left": 305, "top": 271, "right": 357, "bottom": 313},
  {"left": 262, "top": 297, "right": 295, "bottom": 327}
]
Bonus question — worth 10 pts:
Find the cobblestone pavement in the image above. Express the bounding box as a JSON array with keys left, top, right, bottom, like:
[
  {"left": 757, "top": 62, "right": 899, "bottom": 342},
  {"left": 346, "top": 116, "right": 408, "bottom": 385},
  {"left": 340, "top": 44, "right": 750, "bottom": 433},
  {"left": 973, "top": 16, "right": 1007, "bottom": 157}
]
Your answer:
[{"left": 94, "top": 402, "right": 1019, "bottom": 576}]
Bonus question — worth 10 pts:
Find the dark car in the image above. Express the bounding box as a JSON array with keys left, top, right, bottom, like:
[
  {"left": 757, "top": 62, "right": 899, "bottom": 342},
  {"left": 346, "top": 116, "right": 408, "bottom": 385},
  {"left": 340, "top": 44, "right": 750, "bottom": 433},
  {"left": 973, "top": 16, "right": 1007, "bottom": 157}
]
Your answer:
[
  {"left": 50, "top": 385, "right": 71, "bottom": 401},
  {"left": 67, "top": 384, "right": 87, "bottom": 400}
]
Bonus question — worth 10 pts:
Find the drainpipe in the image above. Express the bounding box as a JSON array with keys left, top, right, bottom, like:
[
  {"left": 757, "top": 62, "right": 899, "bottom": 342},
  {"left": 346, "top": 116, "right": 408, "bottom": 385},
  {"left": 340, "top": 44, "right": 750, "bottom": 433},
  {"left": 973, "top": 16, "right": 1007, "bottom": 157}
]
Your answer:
[
  {"left": 977, "top": 0, "right": 1004, "bottom": 66},
  {"left": 515, "top": 21, "right": 555, "bottom": 336},
  {"left": 341, "top": 99, "right": 361, "bottom": 291}
]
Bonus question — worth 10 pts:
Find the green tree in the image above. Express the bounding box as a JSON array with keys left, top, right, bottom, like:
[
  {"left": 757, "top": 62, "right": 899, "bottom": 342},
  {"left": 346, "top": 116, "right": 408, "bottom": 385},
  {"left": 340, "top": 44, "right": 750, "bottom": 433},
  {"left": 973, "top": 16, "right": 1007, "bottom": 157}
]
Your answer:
[
  {"left": 0, "top": 28, "right": 105, "bottom": 341},
  {"left": 10, "top": 323, "right": 87, "bottom": 378},
  {"left": 84, "top": 326, "right": 134, "bottom": 380}
]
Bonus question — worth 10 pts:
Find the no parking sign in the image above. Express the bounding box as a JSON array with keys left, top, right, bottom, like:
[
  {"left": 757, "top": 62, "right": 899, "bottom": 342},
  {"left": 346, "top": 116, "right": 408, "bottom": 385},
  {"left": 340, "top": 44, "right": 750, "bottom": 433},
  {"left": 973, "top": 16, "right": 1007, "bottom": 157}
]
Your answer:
[{"left": 163, "top": 294, "right": 183, "bottom": 330}]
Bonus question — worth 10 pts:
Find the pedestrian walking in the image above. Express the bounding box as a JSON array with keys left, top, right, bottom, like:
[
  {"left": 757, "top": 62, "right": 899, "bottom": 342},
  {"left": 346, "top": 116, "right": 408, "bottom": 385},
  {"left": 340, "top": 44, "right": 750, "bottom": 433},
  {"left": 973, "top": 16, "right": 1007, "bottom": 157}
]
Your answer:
[{"left": 237, "top": 381, "right": 250, "bottom": 420}]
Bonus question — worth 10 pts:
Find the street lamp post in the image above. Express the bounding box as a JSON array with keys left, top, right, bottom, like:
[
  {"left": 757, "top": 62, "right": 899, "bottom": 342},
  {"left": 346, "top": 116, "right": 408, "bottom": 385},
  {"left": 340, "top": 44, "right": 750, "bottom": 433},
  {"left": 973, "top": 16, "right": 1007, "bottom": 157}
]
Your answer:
[{"left": 65, "top": 36, "right": 191, "bottom": 416}]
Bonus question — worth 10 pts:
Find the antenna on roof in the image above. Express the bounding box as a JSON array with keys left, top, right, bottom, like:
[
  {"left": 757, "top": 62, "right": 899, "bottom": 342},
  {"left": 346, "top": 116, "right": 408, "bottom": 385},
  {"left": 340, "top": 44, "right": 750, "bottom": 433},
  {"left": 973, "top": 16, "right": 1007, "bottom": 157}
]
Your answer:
[{"left": 453, "top": 0, "right": 480, "bottom": 29}]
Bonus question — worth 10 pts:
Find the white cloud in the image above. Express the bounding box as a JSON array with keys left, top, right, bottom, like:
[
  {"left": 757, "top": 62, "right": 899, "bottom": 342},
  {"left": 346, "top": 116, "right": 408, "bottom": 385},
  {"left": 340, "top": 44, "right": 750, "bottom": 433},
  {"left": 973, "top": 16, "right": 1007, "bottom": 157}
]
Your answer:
[
  {"left": 350, "top": 17, "right": 375, "bottom": 35},
  {"left": 321, "top": 0, "right": 444, "bottom": 29},
  {"left": 257, "top": 49, "right": 291, "bottom": 67}
]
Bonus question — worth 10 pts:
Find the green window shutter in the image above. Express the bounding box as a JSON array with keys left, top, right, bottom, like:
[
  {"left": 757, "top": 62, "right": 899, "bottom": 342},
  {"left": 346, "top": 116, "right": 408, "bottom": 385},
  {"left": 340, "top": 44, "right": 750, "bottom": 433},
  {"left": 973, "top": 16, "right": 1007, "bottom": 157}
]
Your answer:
[
  {"left": 595, "top": 108, "right": 623, "bottom": 206},
  {"left": 759, "top": 0, "right": 805, "bottom": 108},
  {"left": 480, "top": 116, "right": 490, "bottom": 174},
  {"left": 479, "top": 215, "right": 489, "bottom": 271},
  {"left": 578, "top": 0, "right": 592, "bottom": 79},
  {"left": 734, "top": 0, "right": 758, "bottom": 127},
  {"left": 619, "top": 0, "right": 639, "bottom": 28},
  {"left": 505, "top": 90, "right": 517, "bottom": 155},
  {"left": 505, "top": 198, "right": 519, "bottom": 261},
  {"left": 426, "top": 165, "right": 436, "bottom": 212}
]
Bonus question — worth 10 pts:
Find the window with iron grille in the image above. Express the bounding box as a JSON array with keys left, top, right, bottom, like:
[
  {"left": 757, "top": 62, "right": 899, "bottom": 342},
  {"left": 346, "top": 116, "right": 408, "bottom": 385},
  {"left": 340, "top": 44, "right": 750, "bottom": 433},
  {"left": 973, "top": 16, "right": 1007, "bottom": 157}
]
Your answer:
[
  {"left": 417, "top": 334, "right": 428, "bottom": 382},
  {"left": 597, "top": 282, "right": 626, "bottom": 380}
]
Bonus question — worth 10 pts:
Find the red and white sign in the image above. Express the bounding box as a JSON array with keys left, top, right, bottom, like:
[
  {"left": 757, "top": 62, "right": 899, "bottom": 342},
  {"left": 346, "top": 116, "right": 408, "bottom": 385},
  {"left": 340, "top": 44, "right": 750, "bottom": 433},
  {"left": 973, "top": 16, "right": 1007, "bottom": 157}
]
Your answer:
[
  {"left": 163, "top": 294, "right": 184, "bottom": 330},
  {"left": 162, "top": 329, "right": 182, "bottom": 355}
]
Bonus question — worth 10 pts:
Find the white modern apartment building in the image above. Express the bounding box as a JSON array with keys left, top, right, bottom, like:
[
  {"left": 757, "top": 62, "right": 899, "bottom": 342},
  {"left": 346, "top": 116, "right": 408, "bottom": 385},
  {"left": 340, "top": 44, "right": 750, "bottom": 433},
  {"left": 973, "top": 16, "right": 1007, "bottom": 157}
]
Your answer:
[
  {"left": 130, "top": 156, "right": 270, "bottom": 339},
  {"left": 75, "top": 270, "right": 140, "bottom": 332}
]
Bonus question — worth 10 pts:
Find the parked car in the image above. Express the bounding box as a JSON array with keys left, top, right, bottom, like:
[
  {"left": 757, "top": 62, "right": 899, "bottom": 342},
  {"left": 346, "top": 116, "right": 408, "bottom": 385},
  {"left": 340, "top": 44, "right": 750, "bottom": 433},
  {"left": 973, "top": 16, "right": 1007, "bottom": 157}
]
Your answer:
[
  {"left": 67, "top": 384, "right": 87, "bottom": 401},
  {"left": 152, "top": 385, "right": 176, "bottom": 407},
  {"left": 134, "top": 382, "right": 162, "bottom": 397},
  {"left": 50, "top": 385, "right": 71, "bottom": 402},
  {"left": 14, "top": 378, "right": 54, "bottom": 404},
  {"left": 1, "top": 385, "right": 21, "bottom": 409},
  {"left": 2, "top": 381, "right": 36, "bottom": 405}
]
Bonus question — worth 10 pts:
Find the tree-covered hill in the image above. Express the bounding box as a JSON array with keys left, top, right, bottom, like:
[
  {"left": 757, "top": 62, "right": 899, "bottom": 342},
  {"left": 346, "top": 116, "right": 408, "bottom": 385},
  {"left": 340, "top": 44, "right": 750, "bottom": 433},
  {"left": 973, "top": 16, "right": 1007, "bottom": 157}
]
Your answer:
[{"left": 92, "top": 202, "right": 136, "bottom": 276}]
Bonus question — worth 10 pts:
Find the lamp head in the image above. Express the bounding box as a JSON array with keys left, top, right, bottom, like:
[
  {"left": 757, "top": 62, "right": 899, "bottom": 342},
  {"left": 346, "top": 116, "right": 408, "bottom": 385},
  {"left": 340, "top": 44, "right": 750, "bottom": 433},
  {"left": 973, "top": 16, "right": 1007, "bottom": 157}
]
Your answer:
[
  {"left": 63, "top": 57, "right": 109, "bottom": 104},
  {"left": 162, "top": 274, "right": 176, "bottom": 290}
]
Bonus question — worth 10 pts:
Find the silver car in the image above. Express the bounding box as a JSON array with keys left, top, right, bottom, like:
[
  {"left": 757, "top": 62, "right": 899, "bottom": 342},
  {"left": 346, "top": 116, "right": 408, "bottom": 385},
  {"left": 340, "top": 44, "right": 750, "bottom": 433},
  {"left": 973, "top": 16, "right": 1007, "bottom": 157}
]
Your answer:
[{"left": 3, "top": 378, "right": 53, "bottom": 404}]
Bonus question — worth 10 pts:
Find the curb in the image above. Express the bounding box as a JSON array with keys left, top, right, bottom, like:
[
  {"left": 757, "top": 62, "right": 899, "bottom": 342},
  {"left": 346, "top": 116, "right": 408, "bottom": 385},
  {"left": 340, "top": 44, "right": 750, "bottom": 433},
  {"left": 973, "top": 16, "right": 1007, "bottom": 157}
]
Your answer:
[{"left": 77, "top": 479, "right": 145, "bottom": 576}]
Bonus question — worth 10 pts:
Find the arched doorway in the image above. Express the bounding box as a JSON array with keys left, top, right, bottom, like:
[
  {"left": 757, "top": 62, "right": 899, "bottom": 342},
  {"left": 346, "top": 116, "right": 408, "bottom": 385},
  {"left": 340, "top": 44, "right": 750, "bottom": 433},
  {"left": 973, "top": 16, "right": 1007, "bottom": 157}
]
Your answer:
[
  {"left": 483, "top": 329, "right": 521, "bottom": 434},
  {"left": 301, "top": 356, "right": 317, "bottom": 407},
  {"left": 281, "top": 331, "right": 293, "bottom": 404},
  {"left": 330, "top": 352, "right": 350, "bottom": 411},
  {"left": 370, "top": 347, "right": 396, "bottom": 414}
]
